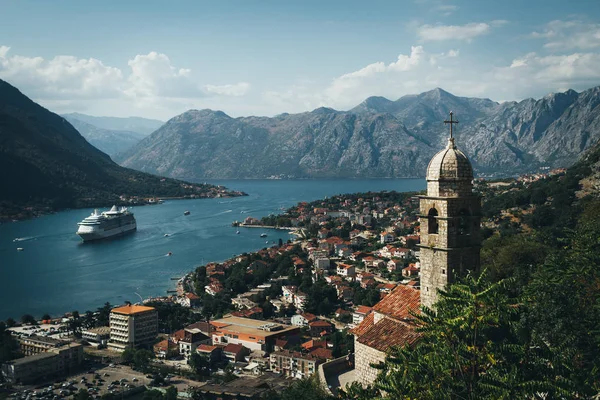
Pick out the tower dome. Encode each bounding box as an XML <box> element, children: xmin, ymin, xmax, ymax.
<box><xmin>426</xmin><ymin>137</ymin><xmax>473</xmax><ymax>181</ymax></box>
<box><xmin>426</xmin><ymin>112</ymin><xmax>474</xmax><ymax>197</ymax></box>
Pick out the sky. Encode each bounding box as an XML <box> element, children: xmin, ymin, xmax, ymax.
<box><xmin>1</xmin><ymin>0</ymin><xmax>600</xmax><ymax>120</ymax></box>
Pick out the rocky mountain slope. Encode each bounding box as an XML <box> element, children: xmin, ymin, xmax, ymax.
<box><xmin>117</xmin><ymin>86</ymin><xmax>600</xmax><ymax>179</ymax></box>
<box><xmin>0</xmin><ymin>79</ymin><xmax>241</xmax><ymax>220</ymax></box>
<box><xmin>62</xmin><ymin>116</ymin><xmax>147</xmax><ymax>157</ymax></box>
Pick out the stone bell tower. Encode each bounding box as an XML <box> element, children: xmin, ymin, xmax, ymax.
<box><xmin>418</xmin><ymin>112</ymin><xmax>481</xmax><ymax>309</ymax></box>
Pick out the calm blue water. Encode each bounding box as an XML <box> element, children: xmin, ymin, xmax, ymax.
<box><xmin>0</xmin><ymin>179</ymin><xmax>424</xmax><ymax>320</ymax></box>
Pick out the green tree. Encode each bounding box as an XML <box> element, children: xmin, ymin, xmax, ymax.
<box><xmin>121</xmin><ymin>348</ymin><xmax>135</xmax><ymax>364</ymax></box>
<box><xmin>143</xmin><ymin>389</ymin><xmax>165</xmax><ymax>400</ymax></box>
<box><xmin>375</xmin><ymin>272</ymin><xmax>574</xmax><ymax>399</ymax></box>
<box><xmin>20</xmin><ymin>314</ymin><xmax>35</xmax><ymax>325</ymax></box>
<box><xmin>133</xmin><ymin>349</ymin><xmax>153</xmax><ymax>371</ymax></box>
<box><xmin>74</xmin><ymin>388</ymin><xmax>92</xmax><ymax>400</ymax></box>
<box><xmin>5</xmin><ymin>318</ymin><xmax>16</xmax><ymax>328</ymax></box>
<box><xmin>41</xmin><ymin>313</ymin><xmax>51</xmax><ymax>321</ymax></box>
<box><xmin>165</xmin><ymin>386</ymin><xmax>177</xmax><ymax>400</ymax></box>
<box><xmin>189</xmin><ymin>353</ymin><xmax>211</xmax><ymax>378</ymax></box>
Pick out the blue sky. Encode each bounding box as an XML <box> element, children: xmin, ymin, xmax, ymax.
<box><xmin>1</xmin><ymin>0</ymin><xmax>600</xmax><ymax>119</ymax></box>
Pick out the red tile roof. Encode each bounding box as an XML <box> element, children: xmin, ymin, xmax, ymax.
<box><xmin>223</xmin><ymin>343</ymin><xmax>245</xmax><ymax>354</ymax></box>
<box><xmin>350</xmin><ymin>311</ymin><xmax>375</xmax><ymax>336</ymax></box>
<box><xmin>310</xmin><ymin>347</ymin><xmax>333</xmax><ymax>360</ymax></box>
<box><xmin>373</xmin><ymin>285</ymin><xmax>420</xmax><ymax>320</ymax></box>
<box><xmin>301</xmin><ymin>339</ymin><xmax>327</xmax><ymax>350</ymax></box>
<box><xmin>356</xmin><ymin>317</ymin><xmax>421</xmax><ymax>352</ymax></box>
<box><xmin>301</xmin><ymin>313</ymin><xmax>317</xmax><ymax>322</ymax></box>
<box><xmin>197</xmin><ymin>344</ymin><xmax>218</xmax><ymax>352</ymax></box>
<box><xmin>309</xmin><ymin>320</ymin><xmax>333</xmax><ymax>327</ymax></box>
<box><xmin>354</xmin><ymin>305</ymin><xmax>373</xmax><ymax>315</ymax></box>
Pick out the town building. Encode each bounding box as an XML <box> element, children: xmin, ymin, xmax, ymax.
<box><xmin>19</xmin><ymin>336</ymin><xmax>67</xmax><ymax>356</ymax></box>
<box><xmin>290</xmin><ymin>313</ymin><xmax>317</xmax><ymax>327</ymax></box>
<box><xmin>108</xmin><ymin>304</ymin><xmax>158</xmax><ymax>351</ymax></box>
<box><xmin>179</xmin><ymin>328</ymin><xmax>210</xmax><ymax>360</ymax></box>
<box><xmin>81</xmin><ymin>326</ymin><xmax>111</xmax><ymax>344</ymax></box>
<box><xmin>269</xmin><ymin>350</ymin><xmax>321</xmax><ymax>379</ymax></box>
<box><xmin>1</xmin><ymin>343</ymin><xmax>84</xmax><ymax>384</ymax></box>
<box><xmin>153</xmin><ymin>339</ymin><xmax>178</xmax><ymax>359</ymax></box>
<box><xmin>211</xmin><ymin>316</ymin><xmax>300</xmax><ymax>352</ymax></box>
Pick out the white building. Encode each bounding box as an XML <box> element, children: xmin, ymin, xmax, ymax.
<box><xmin>108</xmin><ymin>304</ymin><xmax>158</xmax><ymax>351</ymax></box>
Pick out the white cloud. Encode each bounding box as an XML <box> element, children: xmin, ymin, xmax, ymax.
<box><xmin>0</xmin><ymin>46</ymin><xmax>253</xmax><ymax>118</ymax></box>
<box><xmin>205</xmin><ymin>82</ymin><xmax>250</xmax><ymax>97</ymax></box>
<box><xmin>531</xmin><ymin>19</ymin><xmax>600</xmax><ymax>50</ymax></box>
<box><xmin>435</xmin><ymin>4</ymin><xmax>458</xmax><ymax>16</ymax></box>
<box><xmin>417</xmin><ymin>22</ymin><xmax>491</xmax><ymax>42</ymax></box>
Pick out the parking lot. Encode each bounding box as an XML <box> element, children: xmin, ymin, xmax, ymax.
<box><xmin>10</xmin><ymin>363</ymin><xmax>204</xmax><ymax>400</ymax></box>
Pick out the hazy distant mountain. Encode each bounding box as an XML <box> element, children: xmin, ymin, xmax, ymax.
<box><xmin>117</xmin><ymin>86</ymin><xmax>600</xmax><ymax>179</ymax></box>
<box><xmin>0</xmin><ymin>79</ymin><xmax>237</xmax><ymax>219</ymax></box>
<box><xmin>62</xmin><ymin>115</ymin><xmax>148</xmax><ymax>157</ymax></box>
<box><xmin>61</xmin><ymin>112</ymin><xmax>163</xmax><ymax>135</ymax></box>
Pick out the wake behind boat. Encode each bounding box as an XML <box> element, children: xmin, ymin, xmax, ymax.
<box><xmin>76</xmin><ymin>206</ymin><xmax>137</xmax><ymax>242</ymax></box>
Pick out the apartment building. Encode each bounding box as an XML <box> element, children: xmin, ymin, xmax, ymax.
<box><xmin>108</xmin><ymin>304</ymin><xmax>158</xmax><ymax>351</ymax></box>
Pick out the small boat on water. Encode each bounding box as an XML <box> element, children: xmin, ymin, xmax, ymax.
<box><xmin>236</xmin><ymin>230</ymin><xmax>240</xmax><ymax>234</ymax></box>
<box><xmin>167</xmin><ymin>252</ymin><xmax>172</xmax><ymax>256</ymax></box>
<box><xmin>16</xmin><ymin>248</ymin><xmax>24</xmax><ymax>251</ymax></box>
<box><xmin>164</xmin><ymin>234</ymin><xmax>170</xmax><ymax>237</ymax></box>
<box><xmin>260</xmin><ymin>233</ymin><xmax>267</xmax><ymax>238</ymax></box>
<box><xmin>184</xmin><ymin>211</ymin><xmax>191</xmax><ymax>216</ymax></box>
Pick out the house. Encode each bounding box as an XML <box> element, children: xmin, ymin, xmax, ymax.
<box><xmin>335</xmin><ymin>308</ymin><xmax>351</xmax><ymax>319</ymax></box>
<box><xmin>223</xmin><ymin>343</ymin><xmax>249</xmax><ymax>362</ymax></box>
<box><xmin>153</xmin><ymin>339</ymin><xmax>178</xmax><ymax>359</ymax></box>
<box><xmin>169</xmin><ymin>329</ymin><xmax>186</xmax><ymax>344</ymax></box>
<box><xmin>360</xmin><ymin>278</ymin><xmax>377</xmax><ymax>289</ymax></box>
<box><xmin>269</xmin><ymin>350</ymin><xmax>322</xmax><ymax>379</ymax></box>
<box><xmin>294</xmin><ymin>292</ymin><xmax>308</xmax><ymax>310</ymax></box>
<box><xmin>378</xmin><ymin>283</ymin><xmax>397</xmax><ymax>294</ymax></box>
<box><xmin>309</xmin><ymin>320</ymin><xmax>335</xmax><ymax>337</ymax></box>
<box><xmin>387</xmin><ymin>259</ymin><xmax>404</xmax><ymax>272</ymax></box>
<box><xmin>231</xmin><ymin>307</ymin><xmax>263</xmax><ymax>320</ymax></box>
<box><xmin>353</xmin><ymin>306</ymin><xmax>373</xmax><ymax>325</ymax></box>
<box><xmin>291</xmin><ymin>313</ymin><xmax>317</xmax><ymax>327</ymax></box>
<box><xmin>179</xmin><ymin>292</ymin><xmax>201</xmax><ymax>308</ymax></box>
<box><xmin>314</xmin><ymin>258</ymin><xmax>331</xmax><ymax>270</ymax></box>
<box><xmin>205</xmin><ymin>281</ymin><xmax>224</xmax><ymax>296</ymax></box>
<box><xmin>402</xmin><ymin>263</ymin><xmax>419</xmax><ymax>278</ymax></box>
<box><xmin>282</xmin><ymin>286</ymin><xmax>297</xmax><ymax>304</ymax></box>
<box><xmin>310</xmin><ymin>347</ymin><xmax>334</xmax><ymax>361</ymax></box>
<box><xmin>179</xmin><ymin>329</ymin><xmax>210</xmax><ymax>360</ymax></box>
<box><xmin>196</xmin><ymin>344</ymin><xmax>221</xmax><ymax>363</ymax></box>
<box><xmin>336</xmin><ymin>263</ymin><xmax>356</xmax><ymax>280</ymax></box>
<box><xmin>301</xmin><ymin>339</ymin><xmax>327</xmax><ymax>352</ymax></box>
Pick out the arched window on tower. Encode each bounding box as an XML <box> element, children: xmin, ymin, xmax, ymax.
<box><xmin>428</xmin><ymin>208</ymin><xmax>439</xmax><ymax>234</ymax></box>
<box><xmin>458</xmin><ymin>208</ymin><xmax>470</xmax><ymax>235</ymax></box>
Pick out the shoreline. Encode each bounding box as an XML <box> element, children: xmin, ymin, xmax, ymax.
<box><xmin>0</xmin><ymin>192</ymin><xmax>248</xmax><ymax>224</ymax></box>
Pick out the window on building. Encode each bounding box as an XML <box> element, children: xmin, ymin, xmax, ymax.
<box><xmin>458</xmin><ymin>209</ymin><xmax>470</xmax><ymax>235</ymax></box>
<box><xmin>427</xmin><ymin>208</ymin><xmax>439</xmax><ymax>234</ymax></box>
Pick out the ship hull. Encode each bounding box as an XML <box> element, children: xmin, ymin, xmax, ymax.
<box><xmin>77</xmin><ymin>223</ymin><xmax>137</xmax><ymax>242</ymax></box>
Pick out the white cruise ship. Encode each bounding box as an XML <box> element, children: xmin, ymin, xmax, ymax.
<box><xmin>76</xmin><ymin>206</ymin><xmax>137</xmax><ymax>242</ymax></box>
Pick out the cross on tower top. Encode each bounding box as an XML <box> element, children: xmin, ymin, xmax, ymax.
<box><xmin>444</xmin><ymin>111</ymin><xmax>459</xmax><ymax>139</ymax></box>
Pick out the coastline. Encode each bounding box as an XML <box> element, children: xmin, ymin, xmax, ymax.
<box><xmin>0</xmin><ymin>191</ymin><xmax>248</xmax><ymax>224</ymax></box>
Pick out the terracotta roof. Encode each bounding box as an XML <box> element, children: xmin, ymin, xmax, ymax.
<box><xmin>373</xmin><ymin>285</ymin><xmax>420</xmax><ymax>320</ymax></box>
<box><xmin>350</xmin><ymin>311</ymin><xmax>375</xmax><ymax>336</ymax></box>
<box><xmin>354</xmin><ymin>305</ymin><xmax>373</xmax><ymax>315</ymax></box>
<box><xmin>224</xmin><ymin>343</ymin><xmax>245</xmax><ymax>354</ymax></box>
<box><xmin>197</xmin><ymin>344</ymin><xmax>218</xmax><ymax>352</ymax></box>
<box><xmin>170</xmin><ymin>329</ymin><xmax>186</xmax><ymax>341</ymax></box>
<box><xmin>111</xmin><ymin>304</ymin><xmax>155</xmax><ymax>315</ymax></box>
<box><xmin>301</xmin><ymin>313</ymin><xmax>317</xmax><ymax>322</ymax></box>
<box><xmin>275</xmin><ymin>339</ymin><xmax>288</xmax><ymax>349</ymax></box>
<box><xmin>301</xmin><ymin>339</ymin><xmax>327</xmax><ymax>350</ymax></box>
<box><xmin>185</xmin><ymin>292</ymin><xmax>200</xmax><ymax>300</ymax></box>
<box><xmin>309</xmin><ymin>320</ymin><xmax>333</xmax><ymax>327</ymax></box>
<box><xmin>356</xmin><ymin>317</ymin><xmax>421</xmax><ymax>352</ymax></box>
<box><xmin>310</xmin><ymin>347</ymin><xmax>333</xmax><ymax>360</ymax></box>
<box><xmin>153</xmin><ymin>339</ymin><xmax>173</xmax><ymax>351</ymax></box>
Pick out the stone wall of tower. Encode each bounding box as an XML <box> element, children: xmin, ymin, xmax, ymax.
<box><xmin>419</xmin><ymin>194</ymin><xmax>481</xmax><ymax>309</ymax></box>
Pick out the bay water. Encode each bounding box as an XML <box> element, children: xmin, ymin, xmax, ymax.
<box><xmin>0</xmin><ymin>179</ymin><xmax>424</xmax><ymax>320</ymax></box>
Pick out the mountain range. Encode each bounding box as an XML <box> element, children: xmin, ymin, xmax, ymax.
<box><xmin>61</xmin><ymin>113</ymin><xmax>162</xmax><ymax>157</ymax></box>
<box><xmin>116</xmin><ymin>86</ymin><xmax>600</xmax><ymax>179</ymax></box>
<box><xmin>0</xmin><ymin>79</ymin><xmax>240</xmax><ymax>220</ymax></box>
